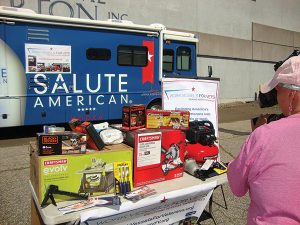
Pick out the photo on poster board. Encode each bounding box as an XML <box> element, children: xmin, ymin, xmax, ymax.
<box><xmin>162</xmin><ymin>77</ymin><xmax>219</xmax><ymax>136</ymax></box>
<box><xmin>25</xmin><ymin>44</ymin><xmax>71</xmax><ymax>74</ymax></box>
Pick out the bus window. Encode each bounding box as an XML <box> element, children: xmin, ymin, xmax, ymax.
<box><xmin>118</xmin><ymin>45</ymin><xmax>148</xmax><ymax>66</ymax></box>
<box><xmin>163</xmin><ymin>49</ymin><xmax>174</xmax><ymax>72</ymax></box>
<box><xmin>177</xmin><ymin>47</ymin><xmax>191</xmax><ymax>71</ymax></box>
<box><xmin>86</xmin><ymin>48</ymin><xmax>111</xmax><ymax>60</ymax></box>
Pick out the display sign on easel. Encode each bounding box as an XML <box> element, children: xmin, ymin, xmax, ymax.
<box><xmin>162</xmin><ymin>77</ymin><xmax>220</xmax><ymax>136</ymax></box>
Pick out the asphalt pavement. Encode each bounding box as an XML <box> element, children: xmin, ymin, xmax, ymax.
<box><xmin>0</xmin><ymin>102</ymin><xmax>280</xmax><ymax>225</ymax></box>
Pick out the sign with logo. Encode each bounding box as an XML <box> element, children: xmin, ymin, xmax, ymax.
<box><xmin>162</xmin><ymin>77</ymin><xmax>219</xmax><ymax>136</ymax></box>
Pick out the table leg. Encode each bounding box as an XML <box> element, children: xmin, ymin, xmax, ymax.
<box><xmin>31</xmin><ymin>197</ymin><xmax>45</xmax><ymax>225</ymax></box>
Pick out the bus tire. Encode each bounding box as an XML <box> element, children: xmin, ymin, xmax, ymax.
<box><xmin>147</xmin><ymin>99</ymin><xmax>162</xmax><ymax>110</ymax></box>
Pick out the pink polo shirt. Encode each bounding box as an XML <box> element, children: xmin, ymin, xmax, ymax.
<box><xmin>228</xmin><ymin>113</ymin><xmax>300</xmax><ymax>225</ymax></box>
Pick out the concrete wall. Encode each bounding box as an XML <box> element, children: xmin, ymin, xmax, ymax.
<box><xmin>194</xmin><ymin>23</ymin><xmax>300</xmax><ymax>102</ymax></box>
<box><xmin>1</xmin><ymin>0</ymin><xmax>300</xmax><ymax>103</ymax></box>
<box><xmin>197</xmin><ymin>58</ymin><xmax>273</xmax><ymax>103</ymax></box>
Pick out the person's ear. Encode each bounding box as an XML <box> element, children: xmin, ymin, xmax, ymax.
<box><xmin>293</xmin><ymin>91</ymin><xmax>300</xmax><ymax>101</ymax></box>
<box><xmin>289</xmin><ymin>90</ymin><xmax>296</xmax><ymax>99</ymax></box>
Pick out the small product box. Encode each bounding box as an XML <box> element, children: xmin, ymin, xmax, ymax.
<box><xmin>146</xmin><ymin>110</ymin><xmax>190</xmax><ymax>130</ymax></box>
<box><xmin>126</xmin><ymin>129</ymin><xmax>185</xmax><ymax>187</ymax></box>
<box><xmin>30</xmin><ymin>142</ymin><xmax>133</xmax><ymax>204</ymax></box>
<box><xmin>37</xmin><ymin>131</ymin><xmax>87</xmax><ymax>156</ymax></box>
<box><xmin>113</xmin><ymin>161</ymin><xmax>133</xmax><ymax>195</ymax></box>
<box><xmin>122</xmin><ymin>104</ymin><xmax>146</xmax><ymax>130</ymax></box>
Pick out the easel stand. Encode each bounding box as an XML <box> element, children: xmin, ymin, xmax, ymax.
<box><xmin>197</xmin><ymin>185</ymin><xmax>228</xmax><ymax>225</ymax></box>
<box><xmin>197</xmin><ymin>184</ymin><xmax>228</xmax><ymax>225</ymax></box>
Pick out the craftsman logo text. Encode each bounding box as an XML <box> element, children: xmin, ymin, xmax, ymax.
<box><xmin>139</xmin><ymin>135</ymin><xmax>161</xmax><ymax>143</ymax></box>
<box><xmin>44</xmin><ymin>159</ymin><xmax>68</xmax><ymax>166</ymax></box>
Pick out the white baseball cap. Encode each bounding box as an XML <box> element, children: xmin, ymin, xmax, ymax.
<box><xmin>260</xmin><ymin>55</ymin><xmax>300</xmax><ymax>93</ymax></box>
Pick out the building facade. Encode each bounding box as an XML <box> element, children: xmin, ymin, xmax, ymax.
<box><xmin>1</xmin><ymin>0</ymin><xmax>300</xmax><ymax>102</ymax></box>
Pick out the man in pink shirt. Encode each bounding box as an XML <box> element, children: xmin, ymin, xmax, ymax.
<box><xmin>227</xmin><ymin>54</ymin><xmax>300</xmax><ymax>225</ymax></box>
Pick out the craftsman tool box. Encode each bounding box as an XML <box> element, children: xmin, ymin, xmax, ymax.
<box><xmin>30</xmin><ymin>142</ymin><xmax>133</xmax><ymax>204</ymax></box>
<box><xmin>125</xmin><ymin>129</ymin><xmax>185</xmax><ymax>187</ymax></box>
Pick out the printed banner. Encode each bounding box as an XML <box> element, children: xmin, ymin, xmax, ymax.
<box><xmin>81</xmin><ymin>181</ymin><xmax>216</xmax><ymax>225</ymax></box>
<box><xmin>25</xmin><ymin>44</ymin><xmax>71</xmax><ymax>73</ymax></box>
<box><xmin>142</xmin><ymin>40</ymin><xmax>154</xmax><ymax>84</ymax></box>
<box><xmin>162</xmin><ymin>78</ymin><xmax>219</xmax><ymax>136</ymax></box>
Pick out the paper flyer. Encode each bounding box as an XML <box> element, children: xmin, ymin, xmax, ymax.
<box><xmin>58</xmin><ymin>196</ymin><xmax>121</xmax><ymax>214</ymax></box>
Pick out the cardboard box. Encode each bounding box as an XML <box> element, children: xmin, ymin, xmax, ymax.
<box><xmin>30</xmin><ymin>142</ymin><xmax>133</xmax><ymax>205</ymax></box>
<box><xmin>122</xmin><ymin>105</ymin><xmax>146</xmax><ymax>130</ymax></box>
<box><xmin>146</xmin><ymin>110</ymin><xmax>190</xmax><ymax>130</ymax></box>
<box><xmin>127</xmin><ymin>129</ymin><xmax>185</xmax><ymax>187</ymax></box>
<box><xmin>37</xmin><ymin>131</ymin><xmax>87</xmax><ymax>155</ymax></box>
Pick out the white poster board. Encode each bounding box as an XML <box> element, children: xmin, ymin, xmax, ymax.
<box><xmin>162</xmin><ymin>77</ymin><xmax>219</xmax><ymax>136</ymax></box>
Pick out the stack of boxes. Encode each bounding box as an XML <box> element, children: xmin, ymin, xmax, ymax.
<box><xmin>31</xmin><ymin>104</ymin><xmax>190</xmax><ymax>206</ymax></box>
<box><xmin>122</xmin><ymin>105</ymin><xmax>190</xmax><ymax>187</ymax></box>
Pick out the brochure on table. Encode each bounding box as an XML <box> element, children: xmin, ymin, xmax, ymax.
<box><xmin>162</xmin><ymin>77</ymin><xmax>219</xmax><ymax>137</ymax></box>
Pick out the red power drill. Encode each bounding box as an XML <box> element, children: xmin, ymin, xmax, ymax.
<box><xmin>69</xmin><ymin>119</ymin><xmax>105</xmax><ymax>150</ymax></box>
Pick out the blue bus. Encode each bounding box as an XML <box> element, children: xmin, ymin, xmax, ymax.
<box><xmin>0</xmin><ymin>6</ymin><xmax>197</xmax><ymax>127</ymax></box>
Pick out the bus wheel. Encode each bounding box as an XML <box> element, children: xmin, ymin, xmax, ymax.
<box><xmin>147</xmin><ymin>100</ymin><xmax>162</xmax><ymax>110</ymax></box>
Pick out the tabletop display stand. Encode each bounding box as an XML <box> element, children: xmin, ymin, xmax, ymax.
<box><xmin>31</xmin><ymin>77</ymin><xmax>228</xmax><ymax>225</ymax></box>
